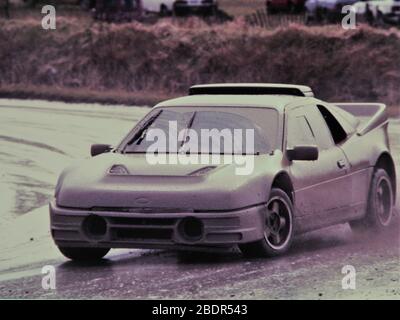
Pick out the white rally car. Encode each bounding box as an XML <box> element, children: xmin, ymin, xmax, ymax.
<box><xmin>142</xmin><ymin>0</ymin><xmax>218</xmax><ymax>16</ymax></box>
<box><xmin>353</xmin><ymin>0</ymin><xmax>400</xmax><ymax>24</ymax></box>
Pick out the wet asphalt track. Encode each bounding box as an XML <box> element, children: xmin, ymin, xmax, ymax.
<box><xmin>0</xmin><ymin>100</ymin><xmax>399</xmax><ymax>299</ymax></box>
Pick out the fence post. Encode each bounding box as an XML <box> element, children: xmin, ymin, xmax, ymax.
<box><xmin>252</xmin><ymin>12</ymin><xmax>257</xmax><ymax>27</ymax></box>
<box><xmin>262</xmin><ymin>10</ymin><xmax>267</xmax><ymax>29</ymax></box>
<box><xmin>255</xmin><ymin>10</ymin><xmax>260</xmax><ymax>27</ymax></box>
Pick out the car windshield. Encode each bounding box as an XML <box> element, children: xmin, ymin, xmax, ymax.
<box><xmin>121</xmin><ymin>106</ymin><xmax>279</xmax><ymax>155</ymax></box>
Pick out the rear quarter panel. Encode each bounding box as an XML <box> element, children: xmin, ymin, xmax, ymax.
<box><xmin>339</xmin><ymin>121</ymin><xmax>391</xmax><ymax>209</ymax></box>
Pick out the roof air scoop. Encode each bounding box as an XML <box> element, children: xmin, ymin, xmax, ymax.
<box><xmin>189</xmin><ymin>83</ymin><xmax>314</xmax><ymax>97</ymax></box>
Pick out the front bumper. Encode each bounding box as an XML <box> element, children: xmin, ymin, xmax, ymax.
<box><xmin>50</xmin><ymin>200</ymin><xmax>265</xmax><ymax>250</ymax></box>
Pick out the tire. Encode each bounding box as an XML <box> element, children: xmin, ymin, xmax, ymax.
<box><xmin>239</xmin><ymin>188</ymin><xmax>294</xmax><ymax>258</ymax></box>
<box><xmin>58</xmin><ymin>246</ymin><xmax>110</xmax><ymax>261</ymax></box>
<box><xmin>350</xmin><ymin>168</ymin><xmax>394</xmax><ymax>233</ymax></box>
<box><xmin>159</xmin><ymin>4</ymin><xmax>169</xmax><ymax>17</ymax></box>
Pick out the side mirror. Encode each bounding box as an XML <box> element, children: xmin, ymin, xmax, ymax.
<box><xmin>286</xmin><ymin>145</ymin><xmax>319</xmax><ymax>161</ymax></box>
<box><xmin>91</xmin><ymin>144</ymin><xmax>112</xmax><ymax>157</ymax></box>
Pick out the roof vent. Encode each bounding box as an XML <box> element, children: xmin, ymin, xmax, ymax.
<box><xmin>189</xmin><ymin>83</ymin><xmax>314</xmax><ymax>97</ymax></box>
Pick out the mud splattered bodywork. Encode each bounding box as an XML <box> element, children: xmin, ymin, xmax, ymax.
<box><xmin>50</xmin><ymin>84</ymin><xmax>396</xmax><ymax>259</ymax></box>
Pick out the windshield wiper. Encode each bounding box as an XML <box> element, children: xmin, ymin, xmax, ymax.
<box><xmin>179</xmin><ymin>111</ymin><xmax>197</xmax><ymax>150</ymax></box>
<box><xmin>125</xmin><ymin>110</ymin><xmax>162</xmax><ymax>147</ymax></box>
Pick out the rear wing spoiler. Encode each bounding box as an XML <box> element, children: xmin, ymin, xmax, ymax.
<box><xmin>333</xmin><ymin>103</ymin><xmax>388</xmax><ymax>136</ymax></box>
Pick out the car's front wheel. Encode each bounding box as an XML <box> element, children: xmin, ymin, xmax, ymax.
<box><xmin>350</xmin><ymin>168</ymin><xmax>394</xmax><ymax>232</ymax></box>
<box><xmin>239</xmin><ymin>188</ymin><xmax>294</xmax><ymax>257</ymax></box>
<box><xmin>58</xmin><ymin>246</ymin><xmax>110</xmax><ymax>261</ymax></box>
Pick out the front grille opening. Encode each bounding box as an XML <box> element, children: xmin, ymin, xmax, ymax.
<box><xmin>82</xmin><ymin>215</ymin><xmax>108</xmax><ymax>240</ymax></box>
<box><xmin>178</xmin><ymin>217</ymin><xmax>204</xmax><ymax>242</ymax></box>
<box><xmin>114</xmin><ymin>228</ymin><xmax>173</xmax><ymax>240</ymax></box>
<box><xmin>110</xmin><ymin>217</ymin><xmax>176</xmax><ymax>226</ymax></box>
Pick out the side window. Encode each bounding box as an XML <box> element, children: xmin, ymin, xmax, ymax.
<box><xmin>316</xmin><ymin>105</ymin><xmax>348</xmax><ymax>144</ymax></box>
<box><xmin>302</xmin><ymin>106</ymin><xmax>334</xmax><ymax>150</ymax></box>
<box><xmin>287</xmin><ymin>113</ymin><xmax>317</xmax><ymax>149</ymax></box>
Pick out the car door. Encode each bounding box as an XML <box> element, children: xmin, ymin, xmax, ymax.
<box><xmin>315</xmin><ymin>103</ymin><xmax>369</xmax><ymax>218</ymax></box>
<box><xmin>286</xmin><ymin>105</ymin><xmax>352</xmax><ymax>232</ymax></box>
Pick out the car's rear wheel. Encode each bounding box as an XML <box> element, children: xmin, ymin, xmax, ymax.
<box><xmin>239</xmin><ymin>188</ymin><xmax>294</xmax><ymax>257</ymax></box>
<box><xmin>350</xmin><ymin>168</ymin><xmax>394</xmax><ymax>232</ymax></box>
<box><xmin>58</xmin><ymin>246</ymin><xmax>110</xmax><ymax>261</ymax></box>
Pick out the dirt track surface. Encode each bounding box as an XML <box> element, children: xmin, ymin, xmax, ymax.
<box><xmin>0</xmin><ymin>99</ymin><xmax>399</xmax><ymax>299</ymax></box>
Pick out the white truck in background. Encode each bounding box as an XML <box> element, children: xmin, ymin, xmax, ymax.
<box><xmin>142</xmin><ymin>0</ymin><xmax>218</xmax><ymax>16</ymax></box>
<box><xmin>142</xmin><ymin>0</ymin><xmax>175</xmax><ymax>15</ymax></box>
